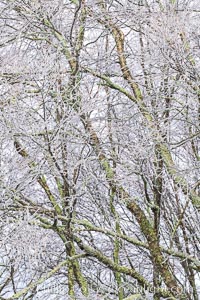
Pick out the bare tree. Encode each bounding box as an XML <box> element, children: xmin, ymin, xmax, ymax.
<box><xmin>0</xmin><ymin>1</ymin><xmax>200</xmax><ymax>299</ymax></box>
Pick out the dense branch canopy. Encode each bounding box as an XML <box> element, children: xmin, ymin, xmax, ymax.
<box><xmin>0</xmin><ymin>1</ymin><xmax>200</xmax><ymax>300</ymax></box>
